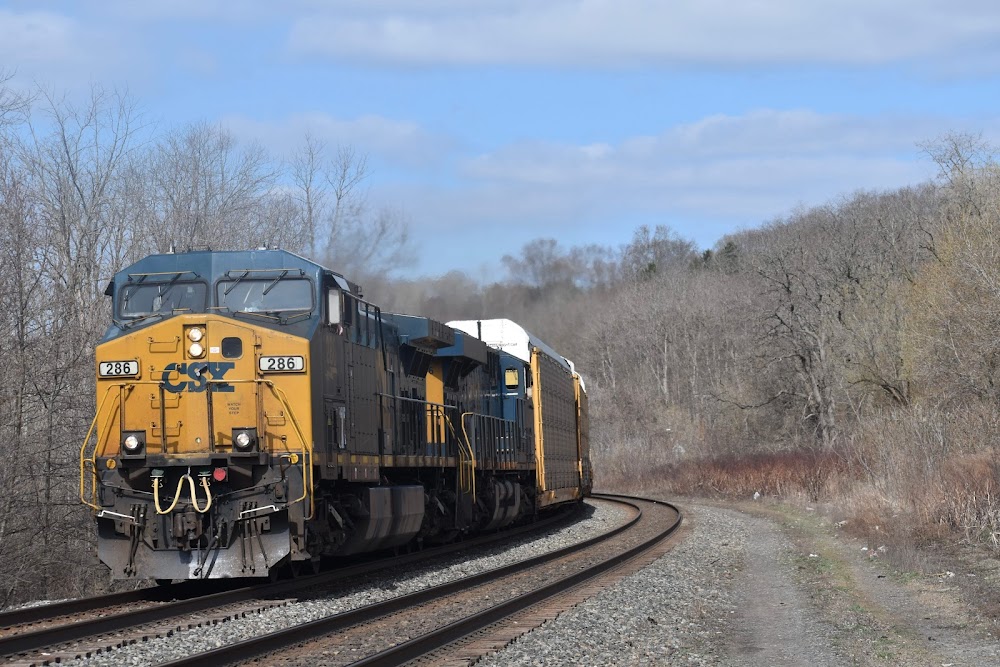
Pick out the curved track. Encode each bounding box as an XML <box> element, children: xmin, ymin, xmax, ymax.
<box><xmin>163</xmin><ymin>494</ymin><xmax>681</xmax><ymax>667</ymax></box>
<box><xmin>0</xmin><ymin>504</ymin><xmax>579</xmax><ymax>666</ymax></box>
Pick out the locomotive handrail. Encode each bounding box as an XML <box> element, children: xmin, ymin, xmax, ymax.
<box><xmin>219</xmin><ymin>378</ymin><xmax>314</xmax><ymax>521</ymax></box>
<box><xmin>445</xmin><ymin>414</ymin><xmax>476</xmax><ymax>500</ymax></box>
<box><xmin>80</xmin><ymin>378</ymin><xmax>202</xmax><ymax>510</ymax></box>
<box><xmin>262</xmin><ymin>379</ymin><xmax>313</xmax><ymax>519</ymax></box>
<box><xmin>461</xmin><ymin>412</ymin><xmax>520</xmax><ymax>469</ymax></box>
<box><xmin>79</xmin><ymin>384</ymin><xmax>122</xmax><ymax>510</ymax></box>
<box><xmin>376</xmin><ymin>393</ymin><xmax>456</xmax><ymax>409</ymax></box>
<box><xmin>458</xmin><ymin>414</ymin><xmax>477</xmax><ymax>498</ymax></box>
<box><xmin>377</xmin><ymin>392</ymin><xmax>458</xmax><ymax>458</ymax></box>
<box><xmin>80</xmin><ymin>378</ymin><xmax>313</xmax><ymax>520</ymax></box>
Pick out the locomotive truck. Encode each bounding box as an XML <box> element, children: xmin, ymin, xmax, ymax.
<box><xmin>80</xmin><ymin>248</ymin><xmax>592</xmax><ymax>580</ymax></box>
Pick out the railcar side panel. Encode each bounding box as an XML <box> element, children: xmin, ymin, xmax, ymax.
<box><xmin>532</xmin><ymin>348</ymin><xmax>582</xmax><ymax>507</ymax></box>
<box><xmin>574</xmin><ymin>373</ymin><xmax>592</xmax><ymax>495</ymax></box>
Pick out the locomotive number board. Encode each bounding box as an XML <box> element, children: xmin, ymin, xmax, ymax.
<box><xmin>99</xmin><ymin>360</ymin><xmax>140</xmax><ymax>377</ymax></box>
<box><xmin>258</xmin><ymin>355</ymin><xmax>306</xmax><ymax>372</ymax></box>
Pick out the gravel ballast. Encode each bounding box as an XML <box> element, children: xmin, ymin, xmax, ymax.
<box><xmin>64</xmin><ymin>499</ymin><xmax>631</xmax><ymax>667</ymax></box>
<box><xmin>62</xmin><ymin>498</ymin><xmax>1000</xmax><ymax>666</ymax></box>
<box><xmin>477</xmin><ymin>503</ymin><xmax>747</xmax><ymax>666</ymax></box>
<box><xmin>478</xmin><ymin>500</ymin><xmax>1000</xmax><ymax>666</ymax></box>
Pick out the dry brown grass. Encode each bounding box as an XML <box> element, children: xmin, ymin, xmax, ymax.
<box><xmin>930</xmin><ymin>452</ymin><xmax>1000</xmax><ymax>547</ymax></box>
<box><xmin>636</xmin><ymin>449</ymin><xmax>850</xmax><ymax>501</ymax></box>
<box><xmin>842</xmin><ymin>407</ymin><xmax>1000</xmax><ymax>552</ymax></box>
<box><xmin>595</xmin><ymin>405</ymin><xmax>1000</xmax><ymax>559</ymax></box>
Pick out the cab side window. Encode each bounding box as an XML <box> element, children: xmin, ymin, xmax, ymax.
<box><xmin>504</xmin><ymin>368</ymin><xmax>519</xmax><ymax>391</ymax></box>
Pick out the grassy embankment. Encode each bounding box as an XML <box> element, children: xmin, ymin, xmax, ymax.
<box><xmin>598</xmin><ymin>407</ymin><xmax>1000</xmax><ymax>564</ymax></box>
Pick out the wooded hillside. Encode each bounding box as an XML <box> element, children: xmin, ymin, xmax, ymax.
<box><xmin>2</xmin><ymin>78</ymin><xmax>996</xmax><ymax>606</ymax></box>
<box><xmin>375</xmin><ymin>133</ymin><xmax>1000</xmax><ymax>559</ymax></box>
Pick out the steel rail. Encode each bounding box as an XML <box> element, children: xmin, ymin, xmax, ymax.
<box><xmin>158</xmin><ymin>496</ymin><xmax>648</xmax><ymax>667</ymax></box>
<box><xmin>0</xmin><ymin>583</ymin><xmax>221</xmax><ymax>630</ymax></box>
<box><xmin>350</xmin><ymin>494</ymin><xmax>681</xmax><ymax>667</ymax></box>
<box><xmin>0</xmin><ymin>503</ymin><xmax>579</xmax><ymax>659</ymax></box>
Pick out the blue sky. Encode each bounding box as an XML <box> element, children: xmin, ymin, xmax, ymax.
<box><xmin>3</xmin><ymin>1</ymin><xmax>1000</xmax><ymax>276</ymax></box>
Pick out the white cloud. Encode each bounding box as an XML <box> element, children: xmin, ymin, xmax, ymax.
<box><xmin>15</xmin><ymin>1</ymin><xmax>997</xmax><ymax>90</ymax></box>
<box><xmin>0</xmin><ymin>9</ymin><xmax>134</xmax><ymax>87</ymax></box>
<box><xmin>220</xmin><ymin>111</ymin><xmax>453</xmax><ymax>167</ymax></box>
<box><xmin>462</xmin><ymin>110</ymin><xmax>945</xmax><ymax>189</ymax></box>
<box><xmin>368</xmin><ymin>109</ymin><xmax>985</xmax><ymax>261</ymax></box>
<box><xmin>285</xmin><ymin>0</ymin><xmax>1000</xmax><ymax>69</ymax></box>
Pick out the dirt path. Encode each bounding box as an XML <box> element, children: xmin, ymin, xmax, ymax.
<box><xmin>474</xmin><ymin>498</ymin><xmax>1000</xmax><ymax>666</ymax></box>
<box><xmin>705</xmin><ymin>500</ymin><xmax>1000</xmax><ymax>666</ymax></box>
<box><xmin>722</xmin><ymin>516</ymin><xmax>845</xmax><ymax>666</ymax></box>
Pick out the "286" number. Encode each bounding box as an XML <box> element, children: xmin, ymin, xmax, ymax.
<box><xmin>258</xmin><ymin>356</ymin><xmax>304</xmax><ymax>372</ymax></box>
<box><xmin>99</xmin><ymin>360</ymin><xmax>139</xmax><ymax>377</ymax></box>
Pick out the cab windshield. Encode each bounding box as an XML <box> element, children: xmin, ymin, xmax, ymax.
<box><xmin>216</xmin><ymin>278</ymin><xmax>313</xmax><ymax>317</ymax></box>
<box><xmin>119</xmin><ymin>282</ymin><xmax>207</xmax><ymax>319</ymax></box>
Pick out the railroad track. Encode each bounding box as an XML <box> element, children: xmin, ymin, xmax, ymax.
<box><xmin>163</xmin><ymin>494</ymin><xmax>680</xmax><ymax>667</ymax></box>
<box><xmin>0</xmin><ymin>503</ymin><xmax>580</xmax><ymax>666</ymax></box>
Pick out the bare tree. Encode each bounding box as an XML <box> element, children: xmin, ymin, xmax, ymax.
<box><xmin>289</xmin><ymin>138</ymin><xmax>414</xmax><ymax>281</ymax></box>
<box><xmin>0</xmin><ymin>139</ymin><xmax>48</xmax><ymax>605</ymax></box>
<box><xmin>502</xmin><ymin>238</ymin><xmax>576</xmax><ymax>288</ymax></box>
<box><xmin>0</xmin><ymin>69</ymin><xmax>30</xmax><ymax>131</ymax></box>
<box><xmin>620</xmin><ymin>225</ymin><xmax>698</xmax><ymax>281</ymax></box>
<box><xmin>906</xmin><ymin>136</ymin><xmax>1000</xmax><ymax>406</ymax></box>
<box><xmin>1</xmin><ymin>85</ymin><xmax>147</xmax><ymax>598</ymax></box>
<box><xmin>142</xmin><ymin>121</ymin><xmax>281</xmax><ymax>252</ymax></box>
<box><xmin>291</xmin><ymin>132</ymin><xmax>327</xmax><ymax>258</ymax></box>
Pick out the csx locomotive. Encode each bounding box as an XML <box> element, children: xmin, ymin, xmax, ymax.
<box><xmin>80</xmin><ymin>248</ymin><xmax>592</xmax><ymax>580</ymax></box>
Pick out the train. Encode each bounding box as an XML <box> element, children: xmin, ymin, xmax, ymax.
<box><xmin>79</xmin><ymin>248</ymin><xmax>592</xmax><ymax>581</ymax></box>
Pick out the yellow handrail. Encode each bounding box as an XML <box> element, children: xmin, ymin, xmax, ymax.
<box><xmin>216</xmin><ymin>377</ymin><xmax>314</xmax><ymax>520</ymax></box>
<box><xmin>445</xmin><ymin>413</ymin><xmax>476</xmax><ymax>500</ymax></box>
<box><xmin>262</xmin><ymin>380</ymin><xmax>314</xmax><ymax>520</ymax></box>
<box><xmin>79</xmin><ymin>384</ymin><xmax>122</xmax><ymax>511</ymax></box>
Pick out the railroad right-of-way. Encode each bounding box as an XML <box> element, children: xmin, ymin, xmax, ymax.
<box><xmin>3</xmin><ymin>496</ymin><xmax>655</xmax><ymax>667</ymax></box>
<box><xmin>159</xmin><ymin>494</ymin><xmax>680</xmax><ymax>667</ymax></box>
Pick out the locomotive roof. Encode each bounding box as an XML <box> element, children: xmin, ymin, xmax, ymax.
<box><xmin>112</xmin><ymin>248</ymin><xmax>354</xmax><ymax>291</ymax></box>
<box><xmin>102</xmin><ymin>248</ymin><xmax>357</xmax><ymax>341</ymax></box>
<box><xmin>447</xmin><ymin>319</ymin><xmax>572</xmax><ymax>371</ymax></box>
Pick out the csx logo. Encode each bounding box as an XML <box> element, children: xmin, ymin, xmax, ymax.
<box><xmin>161</xmin><ymin>362</ymin><xmax>235</xmax><ymax>393</ymax></box>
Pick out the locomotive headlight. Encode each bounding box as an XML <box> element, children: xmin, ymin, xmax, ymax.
<box><xmin>121</xmin><ymin>431</ymin><xmax>145</xmax><ymax>455</ymax></box>
<box><xmin>232</xmin><ymin>428</ymin><xmax>257</xmax><ymax>453</ymax></box>
<box><xmin>188</xmin><ymin>327</ymin><xmax>204</xmax><ymax>342</ymax></box>
<box><xmin>189</xmin><ymin>342</ymin><xmax>205</xmax><ymax>358</ymax></box>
